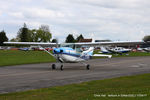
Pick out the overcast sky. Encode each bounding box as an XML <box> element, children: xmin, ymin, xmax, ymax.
<box><xmin>0</xmin><ymin>0</ymin><xmax>150</xmax><ymax>42</ymax></box>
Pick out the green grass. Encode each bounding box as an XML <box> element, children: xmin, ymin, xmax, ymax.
<box><xmin>112</xmin><ymin>52</ymin><xmax>150</xmax><ymax>57</ymax></box>
<box><xmin>0</xmin><ymin>50</ymin><xmax>56</xmax><ymax>66</ymax></box>
<box><xmin>0</xmin><ymin>50</ymin><xmax>150</xmax><ymax>67</ymax></box>
<box><xmin>1</xmin><ymin>73</ymin><xmax>150</xmax><ymax>100</ymax></box>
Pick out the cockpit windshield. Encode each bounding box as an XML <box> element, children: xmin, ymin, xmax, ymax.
<box><xmin>60</xmin><ymin>44</ymin><xmax>83</xmax><ymax>53</ymax></box>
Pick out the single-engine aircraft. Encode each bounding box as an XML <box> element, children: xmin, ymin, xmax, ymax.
<box><xmin>137</xmin><ymin>47</ymin><xmax>150</xmax><ymax>52</ymax></box>
<box><xmin>142</xmin><ymin>47</ymin><xmax>150</xmax><ymax>52</ymax></box>
<box><xmin>99</xmin><ymin>46</ymin><xmax>131</xmax><ymax>54</ymax></box>
<box><xmin>4</xmin><ymin>40</ymin><xmax>144</xmax><ymax>70</ymax></box>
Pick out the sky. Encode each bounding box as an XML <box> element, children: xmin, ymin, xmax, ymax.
<box><xmin>0</xmin><ymin>0</ymin><xmax>150</xmax><ymax>42</ymax></box>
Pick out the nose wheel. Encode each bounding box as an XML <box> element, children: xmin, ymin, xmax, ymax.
<box><xmin>52</xmin><ymin>63</ymin><xmax>89</xmax><ymax>70</ymax></box>
<box><xmin>52</xmin><ymin>64</ymin><xmax>56</xmax><ymax>70</ymax></box>
<box><xmin>51</xmin><ymin>64</ymin><xmax>63</xmax><ymax>70</ymax></box>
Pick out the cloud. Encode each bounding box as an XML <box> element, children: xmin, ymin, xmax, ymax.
<box><xmin>8</xmin><ymin>12</ymin><xmax>24</xmax><ymax>19</ymax></box>
<box><xmin>0</xmin><ymin>0</ymin><xmax>150</xmax><ymax>42</ymax></box>
<box><xmin>23</xmin><ymin>8</ymin><xmax>66</xmax><ymax>19</ymax></box>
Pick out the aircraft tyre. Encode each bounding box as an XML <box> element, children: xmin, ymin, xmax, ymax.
<box><xmin>60</xmin><ymin>65</ymin><xmax>63</xmax><ymax>70</ymax></box>
<box><xmin>52</xmin><ymin>64</ymin><xmax>56</xmax><ymax>70</ymax></box>
<box><xmin>86</xmin><ymin>64</ymin><xmax>90</xmax><ymax>70</ymax></box>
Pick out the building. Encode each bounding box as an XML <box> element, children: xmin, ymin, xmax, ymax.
<box><xmin>79</xmin><ymin>39</ymin><xmax>92</xmax><ymax>42</ymax></box>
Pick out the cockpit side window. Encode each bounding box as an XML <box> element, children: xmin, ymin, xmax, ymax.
<box><xmin>60</xmin><ymin>44</ymin><xmax>75</xmax><ymax>49</ymax></box>
<box><xmin>75</xmin><ymin>45</ymin><xmax>83</xmax><ymax>53</ymax></box>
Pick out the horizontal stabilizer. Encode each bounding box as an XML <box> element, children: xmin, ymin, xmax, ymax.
<box><xmin>93</xmin><ymin>54</ymin><xmax>112</xmax><ymax>58</ymax></box>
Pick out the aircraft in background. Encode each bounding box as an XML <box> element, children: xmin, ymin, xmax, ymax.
<box><xmin>99</xmin><ymin>46</ymin><xmax>131</xmax><ymax>54</ymax></box>
<box><xmin>107</xmin><ymin>47</ymin><xmax>131</xmax><ymax>54</ymax></box>
<box><xmin>137</xmin><ymin>47</ymin><xmax>150</xmax><ymax>52</ymax></box>
<box><xmin>142</xmin><ymin>47</ymin><xmax>150</xmax><ymax>52</ymax></box>
<box><xmin>99</xmin><ymin>46</ymin><xmax>111</xmax><ymax>54</ymax></box>
<box><xmin>4</xmin><ymin>40</ymin><xmax>144</xmax><ymax>70</ymax></box>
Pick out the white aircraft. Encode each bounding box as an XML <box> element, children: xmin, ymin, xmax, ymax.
<box><xmin>4</xmin><ymin>40</ymin><xmax>144</xmax><ymax>70</ymax></box>
<box><xmin>137</xmin><ymin>47</ymin><xmax>150</xmax><ymax>52</ymax></box>
<box><xmin>99</xmin><ymin>46</ymin><xmax>111</xmax><ymax>54</ymax></box>
<box><xmin>100</xmin><ymin>46</ymin><xmax>131</xmax><ymax>54</ymax></box>
<box><xmin>108</xmin><ymin>47</ymin><xmax>131</xmax><ymax>54</ymax></box>
<box><xmin>143</xmin><ymin>47</ymin><xmax>150</xmax><ymax>52</ymax></box>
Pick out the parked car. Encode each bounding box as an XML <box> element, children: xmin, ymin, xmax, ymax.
<box><xmin>19</xmin><ymin>47</ymin><xmax>30</xmax><ymax>51</ymax></box>
<box><xmin>0</xmin><ymin>46</ymin><xmax>4</xmax><ymax>50</ymax></box>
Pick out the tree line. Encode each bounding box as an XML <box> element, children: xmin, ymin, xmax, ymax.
<box><xmin>11</xmin><ymin>23</ymin><xmax>52</xmax><ymax>43</ymax></box>
<box><xmin>1</xmin><ymin>23</ymin><xmax>150</xmax><ymax>46</ymax></box>
<box><xmin>0</xmin><ymin>23</ymin><xmax>85</xmax><ymax>46</ymax></box>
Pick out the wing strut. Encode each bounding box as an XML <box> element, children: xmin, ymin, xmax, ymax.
<box><xmin>39</xmin><ymin>46</ymin><xmax>55</xmax><ymax>58</ymax></box>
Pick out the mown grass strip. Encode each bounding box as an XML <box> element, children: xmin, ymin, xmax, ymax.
<box><xmin>0</xmin><ymin>73</ymin><xmax>150</xmax><ymax>100</ymax></box>
<box><xmin>0</xmin><ymin>50</ymin><xmax>56</xmax><ymax>66</ymax></box>
<box><xmin>0</xmin><ymin>50</ymin><xmax>150</xmax><ymax>66</ymax></box>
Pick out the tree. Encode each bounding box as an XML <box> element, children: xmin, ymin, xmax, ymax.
<box><xmin>17</xmin><ymin>23</ymin><xmax>30</xmax><ymax>42</ymax></box>
<box><xmin>65</xmin><ymin>34</ymin><xmax>75</xmax><ymax>43</ymax></box>
<box><xmin>10</xmin><ymin>38</ymin><xmax>19</xmax><ymax>42</ymax></box>
<box><xmin>28</xmin><ymin>29</ymin><xmax>37</xmax><ymax>42</ymax></box>
<box><xmin>76</xmin><ymin>34</ymin><xmax>84</xmax><ymax>42</ymax></box>
<box><xmin>143</xmin><ymin>35</ymin><xmax>150</xmax><ymax>42</ymax></box>
<box><xmin>40</xmin><ymin>25</ymin><xmax>50</xmax><ymax>32</ymax></box>
<box><xmin>35</xmin><ymin>29</ymin><xmax>51</xmax><ymax>42</ymax></box>
<box><xmin>0</xmin><ymin>30</ymin><xmax>8</xmax><ymax>46</ymax></box>
<box><xmin>32</xmin><ymin>25</ymin><xmax>52</xmax><ymax>42</ymax></box>
<box><xmin>16</xmin><ymin>24</ymin><xmax>52</xmax><ymax>42</ymax></box>
<box><xmin>52</xmin><ymin>39</ymin><xmax>57</xmax><ymax>43</ymax></box>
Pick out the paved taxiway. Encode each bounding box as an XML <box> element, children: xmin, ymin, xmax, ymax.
<box><xmin>0</xmin><ymin>56</ymin><xmax>150</xmax><ymax>94</ymax></box>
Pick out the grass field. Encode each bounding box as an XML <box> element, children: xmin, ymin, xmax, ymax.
<box><xmin>0</xmin><ymin>50</ymin><xmax>56</xmax><ymax>66</ymax></box>
<box><xmin>0</xmin><ymin>73</ymin><xmax>150</xmax><ymax>100</ymax></box>
<box><xmin>0</xmin><ymin>50</ymin><xmax>150</xmax><ymax>67</ymax></box>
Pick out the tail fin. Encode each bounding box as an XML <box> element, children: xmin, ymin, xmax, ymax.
<box><xmin>100</xmin><ymin>46</ymin><xmax>110</xmax><ymax>53</ymax></box>
<box><xmin>82</xmin><ymin>47</ymin><xmax>94</xmax><ymax>56</ymax></box>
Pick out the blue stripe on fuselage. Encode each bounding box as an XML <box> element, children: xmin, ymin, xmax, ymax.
<box><xmin>53</xmin><ymin>47</ymin><xmax>81</xmax><ymax>57</ymax></box>
<box><xmin>61</xmin><ymin>52</ymin><xmax>80</xmax><ymax>57</ymax></box>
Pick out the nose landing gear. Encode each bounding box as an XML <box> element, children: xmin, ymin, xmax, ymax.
<box><xmin>51</xmin><ymin>63</ymin><xmax>63</xmax><ymax>70</ymax></box>
<box><xmin>52</xmin><ymin>64</ymin><xmax>56</xmax><ymax>70</ymax></box>
<box><xmin>51</xmin><ymin>63</ymin><xmax>90</xmax><ymax>70</ymax></box>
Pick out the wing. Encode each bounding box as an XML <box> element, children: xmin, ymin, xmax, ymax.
<box><xmin>4</xmin><ymin>42</ymin><xmax>58</xmax><ymax>47</ymax></box>
<box><xmin>74</xmin><ymin>40</ymin><xmax>144</xmax><ymax>47</ymax></box>
<box><xmin>4</xmin><ymin>40</ymin><xmax>144</xmax><ymax>47</ymax></box>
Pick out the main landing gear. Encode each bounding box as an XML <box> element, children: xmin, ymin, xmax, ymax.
<box><xmin>60</xmin><ymin>65</ymin><xmax>63</xmax><ymax>70</ymax></box>
<box><xmin>51</xmin><ymin>63</ymin><xmax>90</xmax><ymax>70</ymax></box>
<box><xmin>51</xmin><ymin>64</ymin><xmax>63</xmax><ymax>70</ymax></box>
<box><xmin>86</xmin><ymin>64</ymin><xmax>90</xmax><ymax>70</ymax></box>
<box><xmin>80</xmin><ymin>62</ymin><xmax>90</xmax><ymax>70</ymax></box>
